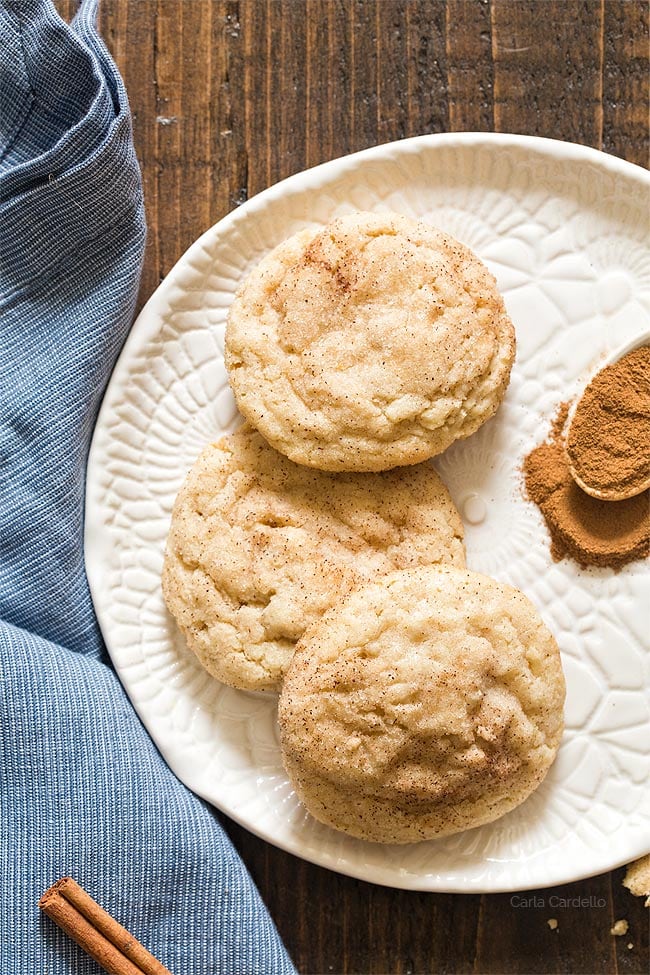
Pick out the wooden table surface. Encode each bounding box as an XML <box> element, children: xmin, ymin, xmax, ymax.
<box><xmin>60</xmin><ymin>1</ymin><xmax>648</xmax><ymax>972</ymax></box>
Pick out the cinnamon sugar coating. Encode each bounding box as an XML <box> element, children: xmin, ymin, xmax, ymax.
<box><xmin>279</xmin><ymin>566</ymin><xmax>565</xmax><ymax>843</ymax></box>
<box><xmin>225</xmin><ymin>211</ymin><xmax>515</xmax><ymax>471</ymax></box>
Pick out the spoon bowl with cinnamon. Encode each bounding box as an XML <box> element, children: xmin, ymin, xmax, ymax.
<box><xmin>565</xmin><ymin>329</ymin><xmax>650</xmax><ymax>501</ymax></box>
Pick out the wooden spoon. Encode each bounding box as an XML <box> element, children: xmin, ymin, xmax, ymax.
<box><xmin>565</xmin><ymin>330</ymin><xmax>650</xmax><ymax>501</ymax></box>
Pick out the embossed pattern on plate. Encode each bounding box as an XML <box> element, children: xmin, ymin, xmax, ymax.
<box><xmin>86</xmin><ymin>134</ymin><xmax>650</xmax><ymax>892</ymax></box>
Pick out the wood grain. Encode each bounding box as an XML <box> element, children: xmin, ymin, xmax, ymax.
<box><xmin>54</xmin><ymin>1</ymin><xmax>650</xmax><ymax>972</ymax></box>
<box><xmin>491</xmin><ymin>0</ymin><xmax>605</xmax><ymax>146</ymax></box>
<box><xmin>87</xmin><ymin>0</ymin><xmax>649</xmax><ymax>305</ymax></box>
<box><xmin>447</xmin><ymin>0</ymin><xmax>494</xmax><ymax>132</ymax></box>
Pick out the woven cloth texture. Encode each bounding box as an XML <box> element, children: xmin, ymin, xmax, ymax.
<box><xmin>0</xmin><ymin>2</ymin><xmax>296</xmax><ymax>972</ymax></box>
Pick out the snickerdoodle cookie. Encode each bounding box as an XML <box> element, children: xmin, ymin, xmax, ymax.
<box><xmin>225</xmin><ymin>211</ymin><xmax>515</xmax><ymax>472</ymax></box>
<box><xmin>279</xmin><ymin>566</ymin><xmax>565</xmax><ymax>843</ymax></box>
<box><xmin>162</xmin><ymin>427</ymin><xmax>464</xmax><ymax>692</ymax></box>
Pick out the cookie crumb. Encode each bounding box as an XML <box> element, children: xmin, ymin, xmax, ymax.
<box><xmin>610</xmin><ymin>919</ymin><xmax>629</xmax><ymax>936</ymax></box>
<box><xmin>623</xmin><ymin>854</ymin><xmax>650</xmax><ymax>903</ymax></box>
<box><xmin>627</xmin><ymin>942</ymin><xmax>634</xmax><ymax>950</ymax></box>
<box><xmin>547</xmin><ymin>918</ymin><xmax>558</xmax><ymax>930</ymax></box>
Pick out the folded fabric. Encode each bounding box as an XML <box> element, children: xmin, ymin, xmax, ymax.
<box><xmin>0</xmin><ymin>1</ymin><xmax>296</xmax><ymax>972</ymax></box>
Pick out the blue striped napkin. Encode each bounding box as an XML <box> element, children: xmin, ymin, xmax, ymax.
<box><xmin>0</xmin><ymin>1</ymin><xmax>297</xmax><ymax>971</ymax></box>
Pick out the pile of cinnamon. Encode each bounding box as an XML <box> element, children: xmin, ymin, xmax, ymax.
<box><xmin>524</xmin><ymin>347</ymin><xmax>650</xmax><ymax>570</ymax></box>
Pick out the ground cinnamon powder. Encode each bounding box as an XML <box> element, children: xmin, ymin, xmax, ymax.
<box><xmin>566</xmin><ymin>346</ymin><xmax>650</xmax><ymax>497</ymax></box>
<box><xmin>524</xmin><ymin>403</ymin><xmax>649</xmax><ymax>570</ymax></box>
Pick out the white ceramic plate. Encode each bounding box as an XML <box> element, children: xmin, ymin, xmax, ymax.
<box><xmin>86</xmin><ymin>134</ymin><xmax>650</xmax><ymax>892</ymax></box>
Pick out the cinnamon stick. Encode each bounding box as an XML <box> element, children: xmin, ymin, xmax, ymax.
<box><xmin>39</xmin><ymin>878</ymin><xmax>171</xmax><ymax>975</ymax></box>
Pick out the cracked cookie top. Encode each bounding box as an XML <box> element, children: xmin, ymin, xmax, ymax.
<box><xmin>225</xmin><ymin>211</ymin><xmax>515</xmax><ymax>471</ymax></box>
<box><xmin>279</xmin><ymin>565</ymin><xmax>565</xmax><ymax>842</ymax></box>
<box><xmin>162</xmin><ymin>427</ymin><xmax>465</xmax><ymax>692</ymax></box>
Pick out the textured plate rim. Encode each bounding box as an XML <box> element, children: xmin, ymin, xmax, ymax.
<box><xmin>85</xmin><ymin>132</ymin><xmax>650</xmax><ymax>893</ymax></box>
